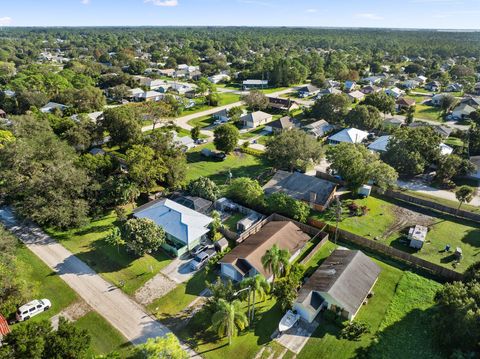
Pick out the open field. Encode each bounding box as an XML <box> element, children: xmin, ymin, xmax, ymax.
<box><xmin>46</xmin><ymin>212</ymin><xmax>173</xmax><ymax>295</ymax></box>
<box><xmin>187</xmin><ymin>115</ymin><xmax>215</xmax><ymax>129</ymax></box>
<box><xmin>310</xmin><ymin>195</ymin><xmax>480</xmax><ymax>272</ymax></box>
<box><xmin>186</xmin><ymin>143</ymin><xmax>271</xmax><ymax>184</ymax></box>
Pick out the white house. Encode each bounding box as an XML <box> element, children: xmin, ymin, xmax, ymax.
<box><xmin>297</xmin><ymin>84</ymin><xmax>320</xmax><ymax>98</ymax></box>
<box><xmin>328</xmin><ymin>128</ymin><xmax>369</xmax><ymax>145</ymax></box>
<box><xmin>385</xmin><ymin>87</ymin><xmax>403</xmax><ymax>99</ymax></box>
<box><xmin>440</xmin><ymin>143</ymin><xmax>454</xmax><ymax>155</ymax></box>
<box><xmin>40</xmin><ymin>102</ymin><xmax>68</xmax><ymax>113</ymax></box>
<box><xmin>240</xmin><ymin>111</ymin><xmax>273</xmax><ymax>129</ymax></box>
<box><xmin>347</xmin><ymin>90</ymin><xmax>365</xmax><ymax>102</ymax></box>
<box><xmin>208</xmin><ymin>74</ymin><xmax>231</xmax><ymax>84</ymax></box>
<box><xmin>293</xmin><ymin>249</ymin><xmax>380</xmax><ymax>322</ymax></box>
<box><xmin>133</xmin><ymin>199</ymin><xmax>213</xmax><ymax>257</ymax></box>
<box><xmin>242</xmin><ymin>79</ymin><xmax>268</xmax><ymax>90</ymax></box>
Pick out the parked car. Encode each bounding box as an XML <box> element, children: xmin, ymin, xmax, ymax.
<box><xmin>190</xmin><ymin>244</ymin><xmax>207</xmax><ymax>257</ymax></box>
<box><xmin>195</xmin><ymin>139</ymin><xmax>207</xmax><ymax>144</ymax></box>
<box><xmin>16</xmin><ymin>299</ymin><xmax>51</xmax><ymax>322</ymax></box>
<box><xmin>190</xmin><ymin>249</ymin><xmax>215</xmax><ymax>271</ymax></box>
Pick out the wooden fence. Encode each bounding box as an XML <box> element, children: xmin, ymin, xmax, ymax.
<box><xmin>308</xmin><ymin>218</ymin><xmax>464</xmax><ymax>282</ymax></box>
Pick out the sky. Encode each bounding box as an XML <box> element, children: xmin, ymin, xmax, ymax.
<box><xmin>1</xmin><ymin>0</ymin><xmax>480</xmax><ymax>29</ymax></box>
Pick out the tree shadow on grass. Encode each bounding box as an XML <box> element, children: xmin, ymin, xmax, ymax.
<box><xmin>360</xmin><ymin>308</ymin><xmax>445</xmax><ymax>359</ymax></box>
<box><xmin>461</xmin><ymin>228</ymin><xmax>480</xmax><ymax>248</ymax></box>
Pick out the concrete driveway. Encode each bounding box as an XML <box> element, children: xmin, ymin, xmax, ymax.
<box><xmin>0</xmin><ymin>207</ymin><xmax>198</xmax><ymax>356</ymax></box>
<box><xmin>161</xmin><ymin>255</ymin><xmax>199</xmax><ymax>284</ymax></box>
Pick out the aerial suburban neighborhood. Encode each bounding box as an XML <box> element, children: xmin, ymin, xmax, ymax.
<box><xmin>0</xmin><ymin>1</ymin><xmax>479</xmax><ymax>359</ymax></box>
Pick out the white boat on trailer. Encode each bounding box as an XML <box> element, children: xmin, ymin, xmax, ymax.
<box><xmin>278</xmin><ymin>310</ymin><xmax>300</xmax><ymax>332</ymax></box>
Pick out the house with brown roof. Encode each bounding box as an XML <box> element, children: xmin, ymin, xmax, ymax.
<box><xmin>293</xmin><ymin>249</ymin><xmax>380</xmax><ymax>322</ymax></box>
<box><xmin>219</xmin><ymin>221</ymin><xmax>310</xmax><ymax>282</ymax></box>
<box><xmin>396</xmin><ymin>97</ymin><xmax>416</xmax><ymax>110</ymax></box>
<box><xmin>0</xmin><ymin>314</ymin><xmax>10</xmax><ymax>342</ymax></box>
<box><xmin>265</xmin><ymin>116</ymin><xmax>298</xmax><ymax>133</ymax></box>
<box><xmin>268</xmin><ymin>97</ymin><xmax>300</xmax><ymax>111</ymax></box>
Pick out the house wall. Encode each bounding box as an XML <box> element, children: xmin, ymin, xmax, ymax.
<box><xmin>220</xmin><ymin>263</ymin><xmax>244</xmax><ymax>281</ymax></box>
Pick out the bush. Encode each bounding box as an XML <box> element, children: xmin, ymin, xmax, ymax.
<box><xmin>340</xmin><ymin>321</ymin><xmax>370</xmax><ymax>341</ymax></box>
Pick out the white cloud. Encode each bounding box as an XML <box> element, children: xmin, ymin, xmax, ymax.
<box><xmin>355</xmin><ymin>13</ymin><xmax>383</xmax><ymax>20</ymax></box>
<box><xmin>81</xmin><ymin>0</ymin><xmax>91</xmax><ymax>4</ymax></box>
<box><xmin>306</xmin><ymin>8</ymin><xmax>318</xmax><ymax>13</ymax></box>
<box><xmin>0</xmin><ymin>17</ymin><xmax>12</xmax><ymax>26</ymax></box>
<box><xmin>145</xmin><ymin>0</ymin><xmax>178</xmax><ymax>6</ymax></box>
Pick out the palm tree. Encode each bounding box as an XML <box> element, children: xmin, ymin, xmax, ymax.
<box><xmin>241</xmin><ymin>275</ymin><xmax>270</xmax><ymax>322</ymax></box>
<box><xmin>123</xmin><ymin>183</ymin><xmax>140</xmax><ymax>210</ymax></box>
<box><xmin>455</xmin><ymin>185</ymin><xmax>475</xmax><ymax>214</ymax></box>
<box><xmin>261</xmin><ymin>244</ymin><xmax>290</xmax><ymax>289</ymax></box>
<box><xmin>211</xmin><ymin>299</ymin><xmax>248</xmax><ymax>345</ymax></box>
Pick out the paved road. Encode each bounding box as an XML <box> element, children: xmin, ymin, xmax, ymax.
<box><xmin>0</xmin><ymin>207</ymin><xmax>198</xmax><ymax>356</ymax></box>
<box><xmin>140</xmin><ymin>85</ymin><xmax>307</xmax><ymax>138</ymax></box>
<box><xmin>397</xmin><ymin>180</ymin><xmax>480</xmax><ymax>206</ymax></box>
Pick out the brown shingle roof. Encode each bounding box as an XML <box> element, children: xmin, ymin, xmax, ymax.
<box><xmin>220</xmin><ymin>221</ymin><xmax>310</xmax><ymax>277</ymax></box>
<box><xmin>297</xmin><ymin>249</ymin><xmax>380</xmax><ymax>316</ymax></box>
<box><xmin>269</xmin><ymin>116</ymin><xmax>297</xmax><ymax>130</ymax></box>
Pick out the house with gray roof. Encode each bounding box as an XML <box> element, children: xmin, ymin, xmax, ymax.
<box><xmin>133</xmin><ymin>198</ymin><xmax>213</xmax><ymax>257</ymax></box>
<box><xmin>265</xmin><ymin>116</ymin><xmax>298</xmax><ymax>133</ymax></box>
<box><xmin>303</xmin><ymin>119</ymin><xmax>334</xmax><ymax>138</ymax></box>
<box><xmin>263</xmin><ymin>170</ymin><xmax>337</xmax><ymax>211</ymax></box>
<box><xmin>297</xmin><ymin>84</ymin><xmax>320</xmax><ymax>98</ymax></box>
<box><xmin>293</xmin><ymin>249</ymin><xmax>381</xmax><ymax>322</ymax></box>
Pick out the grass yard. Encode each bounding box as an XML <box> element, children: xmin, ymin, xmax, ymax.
<box><xmin>75</xmin><ymin>311</ymin><xmax>132</xmax><ymax>357</ymax></box>
<box><xmin>186</xmin><ymin>143</ymin><xmax>271</xmax><ymax>184</ymax></box>
<box><xmin>260</xmin><ymin>87</ymin><xmax>289</xmax><ymax>94</ymax></box>
<box><xmin>188</xmin><ymin>115</ymin><xmax>215</xmax><ymax>129</ymax></box>
<box><xmin>406</xmin><ymin>95</ymin><xmax>443</xmax><ymax>122</ymax></box>
<box><xmin>310</xmin><ymin>195</ymin><xmax>480</xmax><ymax>272</ymax></box>
<box><xmin>222</xmin><ymin>212</ymin><xmax>245</xmax><ymax>232</ymax></box>
<box><xmin>177</xmin><ymin>297</ymin><xmax>284</xmax><ymax>359</ymax></box>
<box><xmin>298</xmin><ymin>260</ymin><xmax>443</xmax><ymax>359</ymax></box>
<box><xmin>13</xmin><ymin>245</ymin><xmax>78</xmax><ymax>322</ymax></box>
<box><xmin>148</xmin><ymin>269</ymin><xmax>215</xmax><ymax>320</ymax></box>
<box><xmin>218</xmin><ymin>92</ymin><xmax>242</xmax><ymax>106</ymax></box>
<box><xmin>46</xmin><ymin>212</ymin><xmax>173</xmax><ymax>295</ymax></box>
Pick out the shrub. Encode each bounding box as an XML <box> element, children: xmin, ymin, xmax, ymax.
<box><xmin>340</xmin><ymin>321</ymin><xmax>370</xmax><ymax>341</ymax></box>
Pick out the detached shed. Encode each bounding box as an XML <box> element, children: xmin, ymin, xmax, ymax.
<box><xmin>0</xmin><ymin>314</ymin><xmax>10</xmax><ymax>342</ymax></box>
<box><xmin>408</xmin><ymin>225</ymin><xmax>428</xmax><ymax>249</ymax></box>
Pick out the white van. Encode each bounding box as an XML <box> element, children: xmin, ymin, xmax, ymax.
<box><xmin>16</xmin><ymin>299</ymin><xmax>51</xmax><ymax>322</ymax></box>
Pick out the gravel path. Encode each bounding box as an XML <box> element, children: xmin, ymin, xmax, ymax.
<box><xmin>134</xmin><ymin>272</ymin><xmax>177</xmax><ymax>306</ymax></box>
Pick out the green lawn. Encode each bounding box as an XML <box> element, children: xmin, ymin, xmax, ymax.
<box><xmin>222</xmin><ymin>213</ymin><xmax>245</xmax><ymax>232</ymax></box>
<box><xmin>188</xmin><ymin>115</ymin><xmax>215</xmax><ymax>129</ymax></box>
<box><xmin>13</xmin><ymin>245</ymin><xmax>78</xmax><ymax>322</ymax></box>
<box><xmin>75</xmin><ymin>311</ymin><xmax>132</xmax><ymax>357</ymax></box>
<box><xmin>311</xmin><ymin>195</ymin><xmax>480</xmax><ymax>272</ymax></box>
<box><xmin>218</xmin><ymin>92</ymin><xmax>242</xmax><ymax>106</ymax></box>
<box><xmin>260</xmin><ymin>87</ymin><xmax>289</xmax><ymax>94</ymax></box>
<box><xmin>148</xmin><ymin>269</ymin><xmax>215</xmax><ymax>320</ymax></box>
<box><xmin>444</xmin><ymin>136</ymin><xmax>464</xmax><ymax>147</ymax></box>
<box><xmin>298</xmin><ymin>257</ymin><xmax>443</xmax><ymax>359</ymax></box>
<box><xmin>46</xmin><ymin>212</ymin><xmax>173</xmax><ymax>295</ymax></box>
<box><xmin>405</xmin><ymin>95</ymin><xmax>443</xmax><ymax>122</ymax></box>
<box><xmin>177</xmin><ymin>297</ymin><xmax>283</xmax><ymax>359</ymax></box>
<box><xmin>368</xmin><ymin>272</ymin><xmax>443</xmax><ymax>359</ymax></box>
<box><xmin>186</xmin><ymin>143</ymin><xmax>271</xmax><ymax>184</ymax></box>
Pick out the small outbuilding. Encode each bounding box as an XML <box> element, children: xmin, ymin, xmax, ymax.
<box><xmin>358</xmin><ymin>185</ymin><xmax>372</xmax><ymax>198</ymax></box>
<box><xmin>408</xmin><ymin>225</ymin><xmax>428</xmax><ymax>249</ymax></box>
